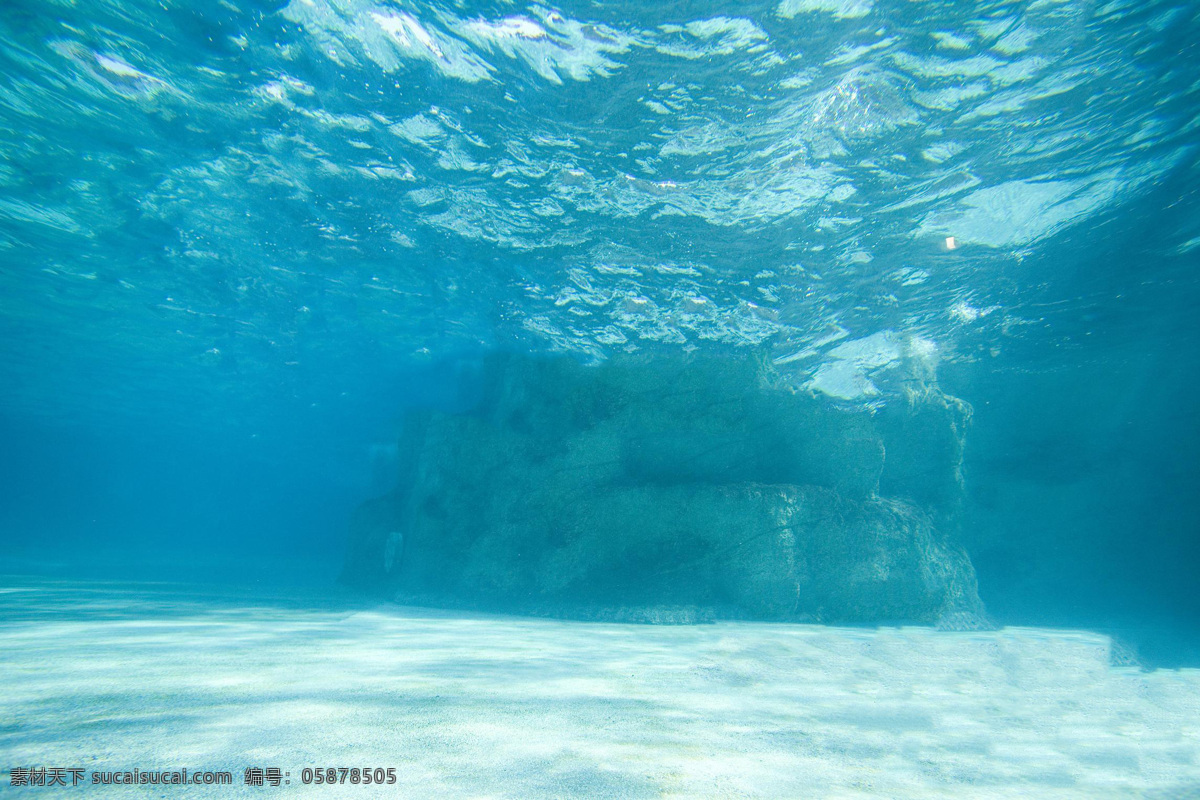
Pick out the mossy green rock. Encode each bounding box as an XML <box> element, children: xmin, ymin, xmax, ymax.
<box><xmin>342</xmin><ymin>353</ymin><xmax>983</xmax><ymax>624</ymax></box>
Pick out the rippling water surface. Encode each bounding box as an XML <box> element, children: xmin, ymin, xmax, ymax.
<box><xmin>3</xmin><ymin>0</ymin><xmax>1197</xmax><ymax>419</ymax></box>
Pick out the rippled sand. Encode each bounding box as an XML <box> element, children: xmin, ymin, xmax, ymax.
<box><xmin>1</xmin><ymin>578</ymin><xmax>1198</xmax><ymax>799</ymax></box>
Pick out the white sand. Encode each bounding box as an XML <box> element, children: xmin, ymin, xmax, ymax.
<box><xmin>1</xmin><ymin>577</ymin><xmax>1198</xmax><ymax>799</ymax></box>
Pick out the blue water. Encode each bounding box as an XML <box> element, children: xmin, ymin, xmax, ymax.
<box><xmin>1</xmin><ymin>0</ymin><xmax>1198</xmax><ymax>670</ymax></box>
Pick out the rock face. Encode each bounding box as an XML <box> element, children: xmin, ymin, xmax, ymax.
<box><xmin>342</xmin><ymin>353</ymin><xmax>984</xmax><ymax>625</ymax></box>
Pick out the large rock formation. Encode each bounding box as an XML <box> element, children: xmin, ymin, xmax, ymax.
<box><xmin>342</xmin><ymin>352</ymin><xmax>984</xmax><ymax>625</ymax></box>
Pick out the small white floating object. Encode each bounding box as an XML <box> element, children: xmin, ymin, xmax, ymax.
<box><xmin>944</xmin><ymin>236</ymin><xmax>958</xmax><ymax>250</ymax></box>
<box><xmin>95</xmin><ymin>54</ymin><xmax>144</xmax><ymax>79</ymax></box>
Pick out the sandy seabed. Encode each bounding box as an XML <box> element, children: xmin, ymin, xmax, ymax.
<box><xmin>1</xmin><ymin>577</ymin><xmax>1198</xmax><ymax>799</ymax></box>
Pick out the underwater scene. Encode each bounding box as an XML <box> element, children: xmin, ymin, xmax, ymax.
<box><xmin>1</xmin><ymin>0</ymin><xmax>1199</xmax><ymax>796</ymax></box>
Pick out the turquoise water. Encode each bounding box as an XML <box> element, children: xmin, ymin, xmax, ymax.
<box><xmin>2</xmin><ymin>1</ymin><xmax>1200</xmax><ymax>795</ymax></box>
<box><xmin>1</xmin><ymin>0</ymin><xmax>1199</xmax><ymax>730</ymax></box>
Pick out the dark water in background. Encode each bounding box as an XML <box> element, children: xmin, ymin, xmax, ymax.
<box><xmin>0</xmin><ymin>0</ymin><xmax>1197</xmax><ymax>664</ymax></box>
